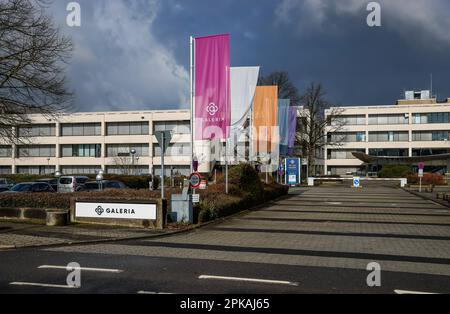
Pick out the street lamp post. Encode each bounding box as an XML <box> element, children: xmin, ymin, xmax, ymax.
<box><xmin>96</xmin><ymin>170</ymin><xmax>104</xmax><ymax>192</ymax></box>
<box><xmin>130</xmin><ymin>149</ymin><xmax>137</xmax><ymax>176</ymax></box>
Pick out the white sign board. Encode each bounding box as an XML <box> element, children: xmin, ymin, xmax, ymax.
<box><xmin>418</xmin><ymin>169</ymin><xmax>424</xmax><ymax>178</ymax></box>
<box><xmin>76</xmin><ymin>202</ymin><xmax>156</xmax><ymax>220</ymax></box>
<box><xmin>353</xmin><ymin>177</ymin><xmax>361</xmax><ymax>188</ymax></box>
<box><xmin>192</xmin><ymin>194</ymin><xmax>200</xmax><ymax>203</ymax></box>
<box><xmin>288</xmin><ymin>175</ymin><xmax>297</xmax><ymax>184</ymax></box>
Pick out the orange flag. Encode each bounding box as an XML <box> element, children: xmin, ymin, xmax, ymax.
<box><xmin>252</xmin><ymin>86</ymin><xmax>278</xmax><ymax>155</ymax></box>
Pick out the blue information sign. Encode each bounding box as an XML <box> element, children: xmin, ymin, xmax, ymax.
<box><xmin>285</xmin><ymin>158</ymin><xmax>301</xmax><ymax>185</ymax></box>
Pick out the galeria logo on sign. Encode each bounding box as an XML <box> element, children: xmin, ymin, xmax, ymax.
<box><xmin>95</xmin><ymin>205</ymin><xmax>136</xmax><ymax>216</ymax></box>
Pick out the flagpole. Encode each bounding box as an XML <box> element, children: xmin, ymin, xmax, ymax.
<box><xmin>190</xmin><ymin>36</ymin><xmax>194</xmax><ymax>174</ymax></box>
<box><xmin>225</xmin><ymin>139</ymin><xmax>229</xmax><ymax>194</ymax></box>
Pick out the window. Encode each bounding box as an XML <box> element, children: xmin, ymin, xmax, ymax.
<box><xmin>60</xmin><ymin>166</ymin><xmax>102</xmax><ymax>175</ymax></box>
<box><xmin>413</xmin><ymin>131</ymin><xmax>449</xmax><ymax>141</ymax></box>
<box><xmin>0</xmin><ymin>166</ymin><xmax>12</xmax><ymax>174</ymax></box>
<box><xmin>328</xmin><ymin>132</ymin><xmax>366</xmax><ymax>143</ymax></box>
<box><xmin>61</xmin><ymin>144</ymin><xmax>101</xmax><ymax>157</ymax></box>
<box><xmin>369</xmin><ymin>132</ymin><xmax>408</xmax><ymax>142</ymax></box>
<box><xmin>106</xmin><ymin>144</ymin><xmax>149</xmax><ymax>157</ymax></box>
<box><xmin>153</xmin><ymin>143</ymin><xmax>191</xmax><ymax>156</ymax></box>
<box><xmin>17</xmin><ymin>145</ymin><xmax>56</xmax><ymax>157</ymax></box>
<box><xmin>153</xmin><ymin>121</ymin><xmax>191</xmax><ymax>134</ymax></box>
<box><xmin>17</xmin><ymin>166</ymin><xmax>55</xmax><ymax>175</ymax></box>
<box><xmin>61</xmin><ymin>123</ymin><xmax>101</xmax><ymax>136</ymax></box>
<box><xmin>18</xmin><ymin>124</ymin><xmax>56</xmax><ymax>137</ymax></box>
<box><xmin>327</xmin><ymin>149</ymin><xmax>365</xmax><ymax>159</ymax></box>
<box><xmin>413</xmin><ymin>148</ymin><xmax>450</xmax><ymax>156</ymax></box>
<box><xmin>413</xmin><ymin>112</ymin><xmax>450</xmax><ymax>124</ymax></box>
<box><xmin>106</xmin><ymin>165</ymin><xmax>149</xmax><ymax>175</ymax></box>
<box><xmin>0</xmin><ymin>146</ymin><xmax>12</xmax><ymax>158</ymax></box>
<box><xmin>106</xmin><ymin>122</ymin><xmax>149</xmax><ymax>136</ymax></box>
<box><xmin>368</xmin><ymin>149</ymin><xmax>408</xmax><ymax>157</ymax></box>
<box><xmin>153</xmin><ymin>166</ymin><xmax>190</xmax><ymax>177</ymax></box>
<box><xmin>368</xmin><ymin>114</ymin><xmax>408</xmax><ymax>125</ymax></box>
<box><xmin>432</xmin><ymin>131</ymin><xmax>449</xmax><ymax>141</ymax></box>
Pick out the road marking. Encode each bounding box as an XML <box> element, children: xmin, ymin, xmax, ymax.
<box><xmin>394</xmin><ymin>289</ymin><xmax>438</xmax><ymax>295</ymax></box>
<box><xmin>38</xmin><ymin>265</ymin><xmax>123</xmax><ymax>273</ymax></box>
<box><xmin>10</xmin><ymin>282</ymin><xmax>78</xmax><ymax>289</ymax></box>
<box><xmin>137</xmin><ymin>291</ymin><xmax>174</xmax><ymax>295</ymax></box>
<box><xmin>198</xmin><ymin>275</ymin><xmax>299</xmax><ymax>286</ymax></box>
<box><xmin>326</xmin><ymin>202</ymin><xmax>342</xmax><ymax>205</ymax></box>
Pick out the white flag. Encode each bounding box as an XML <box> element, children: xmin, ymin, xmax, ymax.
<box><xmin>230</xmin><ymin>67</ymin><xmax>260</xmax><ymax>126</ymax></box>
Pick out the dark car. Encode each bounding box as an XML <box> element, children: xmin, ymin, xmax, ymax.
<box><xmin>79</xmin><ymin>180</ymin><xmax>128</xmax><ymax>192</ymax></box>
<box><xmin>35</xmin><ymin>178</ymin><xmax>59</xmax><ymax>192</ymax></box>
<box><xmin>2</xmin><ymin>182</ymin><xmax>55</xmax><ymax>194</ymax></box>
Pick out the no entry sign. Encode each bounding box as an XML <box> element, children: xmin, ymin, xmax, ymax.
<box><xmin>189</xmin><ymin>172</ymin><xmax>202</xmax><ymax>189</ymax></box>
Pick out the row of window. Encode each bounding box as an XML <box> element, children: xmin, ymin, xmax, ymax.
<box><xmin>329</xmin><ymin>112</ymin><xmax>450</xmax><ymax>126</ymax></box>
<box><xmin>328</xmin><ymin>148</ymin><xmax>450</xmax><ymax>160</ymax></box>
<box><xmin>14</xmin><ymin>121</ymin><xmax>191</xmax><ymax>137</ymax></box>
<box><xmin>328</xmin><ymin>131</ymin><xmax>450</xmax><ymax>142</ymax></box>
<box><xmin>0</xmin><ymin>143</ymin><xmax>191</xmax><ymax>158</ymax></box>
<box><xmin>327</xmin><ymin>149</ymin><xmax>365</xmax><ymax>160</ymax></box>
<box><xmin>0</xmin><ymin>165</ymin><xmax>191</xmax><ymax>176</ymax></box>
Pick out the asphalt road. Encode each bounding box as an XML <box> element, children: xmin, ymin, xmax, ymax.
<box><xmin>1</xmin><ymin>185</ymin><xmax>449</xmax><ymax>294</ymax></box>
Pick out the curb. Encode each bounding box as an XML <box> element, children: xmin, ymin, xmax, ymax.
<box><xmin>0</xmin><ymin>192</ymin><xmax>294</xmax><ymax>252</ymax></box>
<box><xmin>402</xmin><ymin>188</ymin><xmax>450</xmax><ymax>209</ymax></box>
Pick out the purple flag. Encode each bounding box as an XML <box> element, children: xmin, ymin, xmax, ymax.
<box><xmin>195</xmin><ymin>34</ymin><xmax>230</xmax><ymax>140</ymax></box>
<box><xmin>287</xmin><ymin>106</ymin><xmax>298</xmax><ymax>153</ymax></box>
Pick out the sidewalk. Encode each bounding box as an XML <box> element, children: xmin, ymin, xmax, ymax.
<box><xmin>404</xmin><ymin>188</ymin><xmax>450</xmax><ymax>209</ymax></box>
<box><xmin>0</xmin><ymin>220</ymin><xmax>175</xmax><ymax>249</ymax></box>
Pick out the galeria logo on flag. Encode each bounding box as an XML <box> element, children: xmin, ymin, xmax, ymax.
<box><xmin>207</xmin><ymin>103</ymin><xmax>219</xmax><ymax>116</ymax></box>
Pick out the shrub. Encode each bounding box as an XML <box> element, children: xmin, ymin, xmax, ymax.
<box><xmin>227</xmin><ymin>163</ymin><xmax>264</xmax><ymax>200</ymax></box>
<box><xmin>407</xmin><ymin>173</ymin><xmax>444</xmax><ymax>185</ymax></box>
<box><xmin>378</xmin><ymin>165</ymin><xmax>413</xmax><ymax>178</ymax></box>
<box><xmin>0</xmin><ymin>188</ymin><xmax>181</xmax><ymax>210</ymax></box>
<box><xmin>195</xmin><ymin>164</ymin><xmax>289</xmax><ymax>224</ymax></box>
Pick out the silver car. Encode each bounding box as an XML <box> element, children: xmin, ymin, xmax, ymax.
<box><xmin>0</xmin><ymin>178</ymin><xmax>15</xmax><ymax>192</ymax></box>
<box><xmin>57</xmin><ymin>176</ymin><xmax>89</xmax><ymax>193</ymax></box>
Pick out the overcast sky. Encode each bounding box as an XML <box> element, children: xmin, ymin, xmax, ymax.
<box><xmin>49</xmin><ymin>0</ymin><xmax>450</xmax><ymax>112</ymax></box>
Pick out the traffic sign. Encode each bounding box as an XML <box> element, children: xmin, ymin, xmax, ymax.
<box><xmin>155</xmin><ymin>131</ymin><xmax>172</xmax><ymax>153</ymax></box>
<box><xmin>353</xmin><ymin>177</ymin><xmax>361</xmax><ymax>188</ymax></box>
<box><xmin>199</xmin><ymin>180</ymin><xmax>207</xmax><ymax>190</ymax></box>
<box><xmin>418</xmin><ymin>169</ymin><xmax>424</xmax><ymax>178</ymax></box>
<box><xmin>418</xmin><ymin>162</ymin><xmax>425</xmax><ymax>170</ymax></box>
<box><xmin>189</xmin><ymin>172</ymin><xmax>202</xmax><ymax>189</ymax></box>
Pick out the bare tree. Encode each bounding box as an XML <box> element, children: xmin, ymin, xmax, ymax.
<box><xmin>0</xmin><ymin>0</ymin><xmax>73</xmax><ymax>143</ymax></box>
<box><xmin>258</xmin><ymin>71</ymin><xmax>301</xmax><ymax>105</ymax></box>
<box><xmin>297</xmin><ymin>83</ymin><xmax>346</xmax><ymax>176</ymax></box>
<box><xmin>113</xmin><ymin>156</ymin><xmax>137</xmax><ymax>176</ymax></box>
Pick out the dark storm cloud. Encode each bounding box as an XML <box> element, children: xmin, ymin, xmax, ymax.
<box><xmin>51</xmin><ymin>0</ymin><xmax>450</xmax><ymax>111</ymax></box>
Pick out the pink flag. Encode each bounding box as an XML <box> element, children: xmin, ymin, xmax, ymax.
<box><xmin>195</xmin><ymin>34</ymin><xmax>230</xmax><ymax>140</ymax></box>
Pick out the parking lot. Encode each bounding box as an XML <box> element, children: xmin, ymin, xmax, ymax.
<box><xmin>1</xmin><ymin>184</ymin><xmax>449</xmax><ymax>294</ymax></box>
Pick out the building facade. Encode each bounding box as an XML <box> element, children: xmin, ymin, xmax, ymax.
<box><xmin>0</xmin><ymin>109</ymin><xmax>192</xmax><ymax>176</ymax></box>
<box><xmin>324</xmin><ymin>91</ymin><xmax>450</xmax><ymax>176</ymax></box>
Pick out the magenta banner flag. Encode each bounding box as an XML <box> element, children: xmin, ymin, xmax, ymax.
<box><xmin>195</xmin><ymin>34</ymin><xmax>230</xmax><ymax>140</ymax></box>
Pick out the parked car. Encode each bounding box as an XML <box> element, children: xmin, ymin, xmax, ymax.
<box><xmin>0</xmin><ymin>178</ymin><xmax>15</xmax><ymax>192</ymax></box>
<box><xmin>78</xmin><ymin>180</ymin><xmax>128</xmax><ymax>192</ymax></box>
<box><xmin>2</xmin><ymin>182</ymin><xmax>55</xmax><ymax>194</ymax></box>
<box><xmin>35</xmin><ymin>178</ymin><xmax>59</xmax><ymax>192</ymax></box>
<box><xmin>57</xmin><ymin>176</ymin><xmax>90</xmax><ymax>193</ymax></box>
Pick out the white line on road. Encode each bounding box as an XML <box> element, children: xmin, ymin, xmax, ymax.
<box><xmin>10</xmin><ymin>282</ymin><xmax>78</xmax><ymax>289</ymax></box>
<box><xmin>137</xmin><ymin>291</ymin><xmax>174</xmax><ymax>295</ymax></box>
<box><xmin>394</xmin><ymin>289</ymin><xmax>438</xmax><ymax>295</ymax></box>
<box><xmin>38</xmin><ymin>265</ymin><xmax>123</xmax><ymax>273</ymax></box>
<box><xmin>199</xmin><ymin>275</ymin><xmax>299</xmax><ymax>286</ymax></box>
